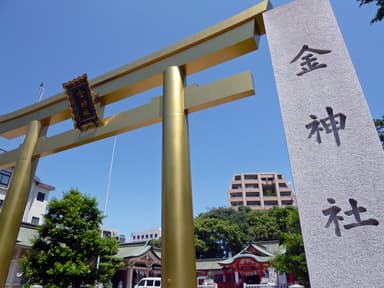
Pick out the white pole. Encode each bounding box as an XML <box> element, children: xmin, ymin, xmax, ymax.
<box><xmin>37</xmin><ymin>82</ymin><xmax>45</xmax><ymax>102</ymax></box>
<box><xmin>103</xmin><ymin>136</ymin><xmax>117</xmax><ymax>218</ymax></box>
<box><xmin>97</xmin><ymin>136</ymin><xmax>118</xmax><ymax>271</ymax></box>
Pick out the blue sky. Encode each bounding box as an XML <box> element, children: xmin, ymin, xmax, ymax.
<box><xmin>0</xmin><ymin>0</ymin><xmax>382</xmax><ymax>238</ymax></box>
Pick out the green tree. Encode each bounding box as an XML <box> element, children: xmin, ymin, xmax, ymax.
<box><xmin>204</xmin><ymin>206</ymin><xmax>251</xmax><ymax>237</ymax></box>
<box><xmin>269</xmin><ymin>206</ymin><xmax>300</xmax><ymax>235</ymax></box>
<box><xmin>374</xmin><ymin>116</ymin><xmax>384</xmax><ymax>148</ymax></box>
<box><xmin>270</xmin><ymin>208</ymin><xmax>310</xmax><ymax>287</ymax></box>
<box><xmin>149</xmin><ymin>238</ymin><xmax>161</xmax><ymax>249</ymax></box>
<box><xmin>194</xmin><ymin>213</ymin><xmax>246</xmax><ymax>258</ymax></box>
<box><xmin>357</xmin><ymin>0</ymin><xmax>384</xmax><ymax>23</ymax></box>
<box><xmin>246</xmin><ymin>210</ymin><xmax>280</xmax><ymax>241</ymax></box>
<box><xmin>21</xmin><ymin>189</ymin><xmax>122</xmax><ymax>288</ymax></box>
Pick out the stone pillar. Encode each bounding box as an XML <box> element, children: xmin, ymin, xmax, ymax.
<box><xmin>264</xmin><ymin>0</ymin><xmax>384</xmax><ymax>287</ymax></box>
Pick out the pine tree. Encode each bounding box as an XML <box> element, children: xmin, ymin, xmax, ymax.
<box><xmin>357</xmin><ymin>0</ymin><xmax>384</xmax><ymax>23</ymax></box>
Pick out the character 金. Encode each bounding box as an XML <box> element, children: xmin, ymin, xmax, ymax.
<box><xmin>290</xmin><ymin>45</ymin><xmax>331</xmax><ymax>76</ymax></box>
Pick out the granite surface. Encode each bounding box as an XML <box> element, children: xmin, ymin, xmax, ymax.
<box><xmin>263</xmin><ymin>0</ymin><xmax>384</xmax><ymax>287</ymax></box>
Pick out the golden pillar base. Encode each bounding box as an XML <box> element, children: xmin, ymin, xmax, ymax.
<box><xmin>0</xmin><ymin>120</ymin><xmax>41</xmax><ymax>286</ymax></box>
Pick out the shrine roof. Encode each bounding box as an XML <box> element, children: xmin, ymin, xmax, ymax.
<box><xmin>116</xmin><ymin>242</ymin><xmax>161</xmax><ymax>260</ymax></box>
<box><xmin>218</xmin><ymin>241</ymin><xmax>284</xmax><ymax>265</ymax></box>
<box><xmin>196</xmin><ymin>259</ymin><xmax>223</xmax><ymax>270</ymax></box>
<box><xmin>218</xmin><ymin>253</ymin><xmax>271</xmax><ymax>265</ymax></box>
<box><xmin>240</xmin><ymin>242</ymin><xmax>276</xmax><ymax>257</ymax></box>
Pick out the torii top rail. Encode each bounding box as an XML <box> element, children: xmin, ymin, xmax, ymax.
<box><xmin>0</xmin><ymin>1</ymin><xmax>269</xmax><ymax>287</ymax></box>
<box><xmin>0</xmin><ymin>0</ymin><xmax>268</xmax><ymax>170</ymax></box>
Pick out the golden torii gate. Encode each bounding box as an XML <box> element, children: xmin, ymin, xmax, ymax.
<box><xmin>0</xmin><ymin>1</ymin><xmax>268</xmax><ymax>287</ymax></box>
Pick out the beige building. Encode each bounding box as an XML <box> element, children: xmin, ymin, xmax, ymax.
<box><xmin>130</xmin><ymin>227</ymin><xmax>161</xmax><ymax>243</ymax></box>
<box><xmin>0</xmin><ymin>168</ymin><xmax>55</xmax><ymax>225</ymax></box>
<box><xmin>228</xmin><ymin>173</ymin><xmax>296</xmax><ymax>210</ymax></box>
<box><xmin>5</xmin><ymin>223</ymin><xmax>38</xmax><ymax>288</ymax></box>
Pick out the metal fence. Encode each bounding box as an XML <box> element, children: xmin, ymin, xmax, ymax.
<box><xmin>243</xmin><ymin>284</ymin><xmax>288</xmax><ymax>288</ymax></box>
<box><xmin>197</xmin><ymin>284</ymin><xmax>218</xmax><ymax>288</ymax></box>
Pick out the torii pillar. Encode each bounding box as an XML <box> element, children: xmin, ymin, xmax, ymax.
<box><xmin>162</xmin><ymin>66</ymin><xmax>196</xmax><ymax>288</ymax></box>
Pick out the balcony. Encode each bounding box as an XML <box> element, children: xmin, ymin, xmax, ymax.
<box><xmin>243</xmin><ymin>179</ymin><xmax>259</xmax><ymax>185</ymax></box>
<box><xmin>243</xmin><ymin>174</ymin><xmax>258</xmax><ymax>180</ymax></box>
<box><xmin>280</xmin><ymin>195</ymin><xmax>293</xmax><ymax>200</ymax></box>
<box><xmin>245</xmin><ymin>197</ymin><xmax>261</xmax><ymax>203</ymax></box>
<box><xmin>245</xmin><ymin>192</ymin><xmax>260</xmax><ymax>198</ymax></box>
<box><xmin>263</xmin><ymin>196</ymin><xmax>278</xmax><ymax>201</ymax></box>
<box><xmin>229</xmin><ymin>189</ymin><xmax>243</xmax><ymax>194</ymax></box>
<box><xmin>244</xmin><ymin>184</ymin><xmax>259</xmax><ymax>189</ymax></box>
<box><xmin>230</xmin><ymin>201</ymin><xmax>244</xmax><ymax>207</ymax></box>
<box><xmin>230</xmin><ymin>192</ymin><xmax>243</xmax><ymax>198</ymax></box>
<box><xmin>279</xmin><ymin>187</ymin><xmax>291</xmax><ymax>193</ymax></box>
<box><xmin>260</xmin><ymin>181</ymin><xmax>275</xmax><ymax>186</ymax></box>
<box><xmin>264</xmin><ymin>200</ymin><xmax>279</xmax><ymax>206</ymax></box>
<box><xmin>280</xmin><ymin>192</ymin><xmax>292</xmax><ymax>197</ymax></box>
<box><xmin>282</xmin><ymin>200</ymin><xmax>294</xmax><ymax>206</ymax></box>
<box><xmin>244</xmin><ymin>188</ymin><xmax>259</xmax><ymax>194</ymax></box>
<box><xmin>246</xmin><ymin>200</ymin><xmax>261</xmax><ymax>206</ymax></box>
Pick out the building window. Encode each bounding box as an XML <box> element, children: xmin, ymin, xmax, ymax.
<box><xmin>244</xmin><ymin>174</ymin><xmax>257</xmax><ymax>180</ymax></box>
<box><xmin>282</xmin><ymin>200</ymin><xmax>294</xmax><ymax>205</ymax></box>
<box><xmin>246</xmin><ymin>192</ymin><xmax>259</xmax><ymax>197</ymax></box>
<box><xmin>230</xmin><ymin>192</ymin><xmax>242</xmax><ymax>198</ymax></box>
<box><xmin>0</xmin><ymin>170</ymin><xmax>12</xmax><ymax>187</ymax></box>
<box><xmin>231</xmin><ymin>201</ymin><xmax>243</xmax><ymax>206</ymax></box>
<box><xmin>264</xmin><ymin>200</ymin><xmax>278</xmax><ymax>206</ymax></box>
<box><xmin>31</xmin><ymin>216</ymin><xmax>40</xmax><ymax>225</ymax></box>
<box><xmin>245</xmin><ymin>184</ymin><xmax>258</xmax><ymax>189</ymax></box>
<box><xmin>234</xmin><ymin>175</ymin><xmax>241</xmax><ymax>181</ymax></box>
<box><xmin>36</xmin><ymin>192</ymin><xmax>45</xmax><ymax>202</ymax></box>
<box><xmin>231</xmin><ymin>184</ymin><xmax>241</xmax><ymax>190</ymax></box>
<box><xmin>280</xmin><ymin>191</ymin><xmax>291</xmax><ymax>197</ymax></box>
<box><xmin>277</xmin><ymin>174</ymin><xmax>283</xmax><ymax>179</ymax></box>
<box><xmin>246</xmin><ymin>201</ymin><xmax>261</xmax><ymax>206</ymax></box>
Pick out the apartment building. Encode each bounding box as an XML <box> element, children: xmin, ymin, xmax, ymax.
<box><xmin>0</xmin><ymin>168</ymin><xmax>55</xmax><ymax>225</ymax></box>
<box><xmin>1</xmin><ymin>166</ymin><xmax>54</xmax><ymax>288</ymax></box>
<box><xmin>228</xmin><ymin>173</ymin><xmax>296</xmax><ymax>210</ymax></box>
